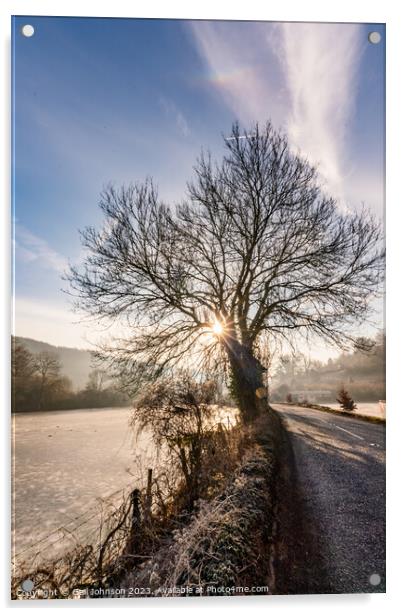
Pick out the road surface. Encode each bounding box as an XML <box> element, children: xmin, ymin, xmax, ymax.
<box><xmin>272</xmin><ymin>404</ymin><xmax>385</xmax><ymax>594</ymax></box>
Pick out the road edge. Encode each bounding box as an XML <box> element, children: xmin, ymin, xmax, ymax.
<box><xmin>278</xmin><ymin>402</ymin><xmax>385</xmax><ymax>424</ymax></box>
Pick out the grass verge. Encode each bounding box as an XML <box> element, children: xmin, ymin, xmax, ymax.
<box><xmin>119</xmin><ymin>409</ymin><xmax>283</xmax><ymax>597</ymax></box>
<box><xmin>287</xmin><ymin>402</ymin><xmax>386</xmax><ymax>424</ymax></box>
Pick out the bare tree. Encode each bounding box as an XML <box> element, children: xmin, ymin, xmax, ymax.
<box><xmin>12</xmin><ymin>342</ymin><xmax>35</xmax><ymax>383</ymax></box>
<box><xmin>86</xmin><ymin>368</ymin><xmax>107</xmax><ymax>392</ymax></box>
<box><xmin>12</xmin><ymin>341</ymin><xmax>35</xmax><ymax>412</ymax></box>
<box><xmin>68</xmin><ymin>122</ymin><xmax>384</xmax><ymax>423</ymax></box>
<box><xmin>33</xmin><ymin>352</ymin><xmax>62</xmax><ymax>410</ymax></box>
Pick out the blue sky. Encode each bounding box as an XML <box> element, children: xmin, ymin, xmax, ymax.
<box><xmin>12</xmin><ymin>17</ymin><xmax>385</xmax><ymax>355</ymax></box>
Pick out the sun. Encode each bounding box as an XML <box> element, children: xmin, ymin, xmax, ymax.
<box><xmin>211</xmin><ymin>319</ymin><xmax>224</xmax><ymax>336</ymax></box>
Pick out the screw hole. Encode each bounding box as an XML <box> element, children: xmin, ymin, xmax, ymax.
<box><xmin>21</xmin><ymin>24</ymin><xmax>35</xmax><ymax>38</ymax></box>
<box><xmin>368</xmin><ymin>31</ymin><xmax>381</xmax><ymax>44</ymax></box>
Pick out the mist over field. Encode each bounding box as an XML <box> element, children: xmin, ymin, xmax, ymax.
<box><xmin>15</xmin><ymin>337</ymin><xmax>93</xmax><ymax>389</ymax></box>
<box><xmin>271</xmin><ymin>333</ymin><xmax>385</xmax><ymax>404</ymax></box>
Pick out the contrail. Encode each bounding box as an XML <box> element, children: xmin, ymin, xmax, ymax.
<box><xmin>224</xmin><ymin>133</ymin><xmax>256</xmax><ymax>141</ymax></box>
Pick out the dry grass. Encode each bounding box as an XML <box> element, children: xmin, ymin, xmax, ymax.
<box><xmin>12</xmin><ymin>492</ymin><xmax>134</xmax><ymax>599</ymax></box>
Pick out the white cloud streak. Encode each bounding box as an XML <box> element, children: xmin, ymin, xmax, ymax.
<box><xmin>189</xmin><ymin>21</ymin><xmax>365</xmax><ymax>207</ymax></box>
<box><xmin>276</xmin><ymin>22</ymin><xmax>363</xmax><ymax>204</ymax></box>
<box><xmin>189</xmin><ymin>21</ymin><xmax>285</xmax><ymax>127</ymax></box>
<box><xmin>14</xmin><ymin>225</ymin><xmax>68</xmax><ymax>273</ymax></box>
<box><xmin>14</xmin><ymin>297</ymin><xmax>87</xmax><ymax>348</ymax></box>
<box><xmin>13</xmin><ymin>296</ymin><xmax>133</xmax><ymax>350</ymax></box>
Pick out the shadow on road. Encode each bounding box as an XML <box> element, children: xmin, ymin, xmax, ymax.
<box><xmin>274</xmin><ymin>409</ymin><xmax>385</xmax><ymax>594</ymax></box>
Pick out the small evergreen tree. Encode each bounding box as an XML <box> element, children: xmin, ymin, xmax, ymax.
<box><xmin>336</xmin><ymin>386</ymin><xmax>357</xmax><ymax>411</ymax></box>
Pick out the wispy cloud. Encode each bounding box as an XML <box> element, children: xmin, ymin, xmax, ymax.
<box><xmin>275</xmin><ymin>22</ymin><xmax>363</xmax><ymax>204</ymax></box>
<box><xmin>189</xmin><ymin>21</ymin><xmax>365</xmax><ymax>206</ymax></box>
<box><xmin>14</xmin><ymin>296</ymin><xmax>132</xmax><ymax>350</ymax></box>
<box><xmin>159</xmin><ymin>96</ymin><xmax>190</xmax><ymax>137</ymax></box>
<box><xmin>14</xmin><ymin>225</ymin><xmax>68</xmax><ymax>273</ymax></box>
<box><xmin>189</xmin><ymin>21</ymin><xmax>285</xmax><ymax>128</ymax></box>
<box><xmin>14</xmin><ymin>297</ymin><xmax>86</xmax><ymax>348</ymax></box>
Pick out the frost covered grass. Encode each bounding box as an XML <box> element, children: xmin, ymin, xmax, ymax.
<box><xmin>121</xmin><ymin>411</ymin><xmax>282</xmax><ymax>596</ymax></box>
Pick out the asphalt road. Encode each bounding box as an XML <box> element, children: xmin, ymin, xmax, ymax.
<box><xmin>272</xmin><ymin>404</ymin><xmax>385</xmax><ymax>594</ymax></box>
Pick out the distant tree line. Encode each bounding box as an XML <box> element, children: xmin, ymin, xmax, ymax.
<box><xmin>11</xmin><ymin>340</ymin><xmax>130</xmax><ymax>413</ymax></box>
<box><xmin>271</xmin><ymin>332</ymin><xmax>385</xmax><ymax>402</ymax></box>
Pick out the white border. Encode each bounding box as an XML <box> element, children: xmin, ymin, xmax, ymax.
<box><xmin>1</xmin><ymin>1</ymin><xmax>401</xmax><ymax>614</ymax></box>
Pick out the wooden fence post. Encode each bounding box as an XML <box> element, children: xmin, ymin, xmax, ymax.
<box><xmin>130</xmin><ymin>488</ymin><xmax>141</xmax><ymax>553</ymax></box>
<box><xmin>144</xmin><ymin>469</ymin><xmax>153</xmax><ymax>523</ymax></box>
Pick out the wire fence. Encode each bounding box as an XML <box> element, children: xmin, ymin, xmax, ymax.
<box><xmin>12</xmin><ymin>410</ymin><xmax>240</xmax><ymax>599</ymax></box>
<box><xmin>11</xmin><ymin>468</ymin><xmax>160</xmax><ymax>598</ymax></box>
<box><xmin>12</xmin><ymin>483</ymin><xmax>132</xmax><ymax>564</ymax></box>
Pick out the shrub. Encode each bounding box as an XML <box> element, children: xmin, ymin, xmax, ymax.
<box><xmin>132</xmin><ymin>375</ymin><xmax>245</xmax><ymax>511</ymax></box>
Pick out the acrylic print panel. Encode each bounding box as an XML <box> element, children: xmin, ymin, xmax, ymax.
<box><xmin>11</xmin><ymin>16</ymin><xmax>385</xmax><ymax>600</ymax></box>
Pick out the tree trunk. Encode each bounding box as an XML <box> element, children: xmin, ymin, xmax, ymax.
<box><xmin>226</xmin><ymin>341</ymin><xmax>267</xmax><ymax>423</ymax></box>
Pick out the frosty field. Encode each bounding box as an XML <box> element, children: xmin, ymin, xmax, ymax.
<box><xmin>12</xmin><ymin>407</ymin><xmax>156</xmax><ymax>565</ymax></box>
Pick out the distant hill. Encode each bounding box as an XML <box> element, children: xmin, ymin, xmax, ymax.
<box><xmin>14</xmin><ymin>337</ymin><xmax>94</xmax><ymax>390</ymax></box>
